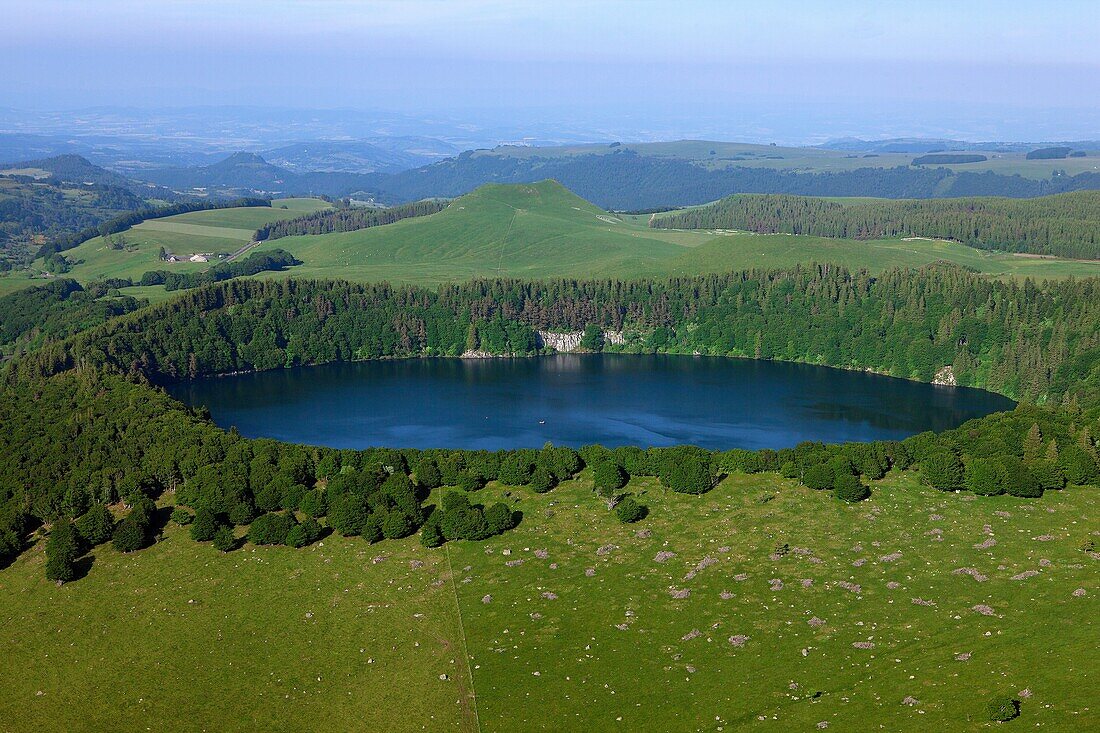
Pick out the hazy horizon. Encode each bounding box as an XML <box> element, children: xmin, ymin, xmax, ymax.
<box><xmin>4</xmin><ymin>0</ymin><xmax>1100</xmax><ymax>144</ymax></box>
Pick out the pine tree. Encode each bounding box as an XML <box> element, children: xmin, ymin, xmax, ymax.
<box><xmin>45</xmin><ymin>517</ymin><xmax>80</xmax><ymax>583</ymax></box>
<box><xmin>75</xmin><ymin>503</ymin><xmax>115</xmax><ymax>546</ymax></box>
<box><xmin>1023</xmin><ymin>423</ymin><xmax>1043</xmax><ymax>462</ymax></box>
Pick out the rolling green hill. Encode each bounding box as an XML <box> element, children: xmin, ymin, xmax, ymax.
<box><xmin>251</xmin><ymin>181</ymin><xmax>713</xmax><ymax>284</ymax></box>
<box><xmin>249</xmin><ymin>181</ymin><xmax>1100</xmax><ymax>286</ymax></box>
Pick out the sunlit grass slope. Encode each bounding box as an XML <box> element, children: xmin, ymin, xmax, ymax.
<box><xmin>1</xmin><ymin>471</ymin><xmax>1094</xmax><ymax>732</ymax></box>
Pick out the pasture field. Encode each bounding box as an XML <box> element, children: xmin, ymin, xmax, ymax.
<box><xmin>1</xmin><ymin>470</ymin><xmax>1094</xmax><ymax>732</ymax></box>
<box><xmin>49</xmin><ymin>198</ymin><xmax>330</xmax><ymax>283</ymax></box>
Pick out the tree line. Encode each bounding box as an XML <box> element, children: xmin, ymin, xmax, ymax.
<box><xmin>651</xmin><ymin>191</ymin><xmax>1100</xmax><ymax>259</ymax></box>
<box><xmin>3</xmin><ymin>265</ymin><xmax>1099</xmax><ymax>582</ymax></box>
<box><xmin>255</xmin><ymin>199</ymin><xmax>447</xmax><ymax>241</ymax></box>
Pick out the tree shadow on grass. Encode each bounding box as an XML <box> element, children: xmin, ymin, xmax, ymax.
<box><xmin>71</xmin><ymin>554</ymin><xmax>95</xmax><ymax>582</ymax></box>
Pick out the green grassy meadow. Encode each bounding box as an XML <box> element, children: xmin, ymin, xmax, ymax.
<box><xmin>1</xmin><ymin>471</ymin><xmax>1094</xmax><ymax>732</ymax></box>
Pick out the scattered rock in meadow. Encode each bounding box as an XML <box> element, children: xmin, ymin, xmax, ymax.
<box><xmin>953</xmin><ymin>567</ymin><xmax>988</xmax><ymax>582</ymax></box>
<box><xmin>670</xmin><ymin>588</ymin><xmax>690</xmax><ymax>599</ymax></box>
<box><xmin>596</xmin><ymin>544</ymin><xmax>617</xmax><ymax>557</ymax></box>
<box><xmin>1019</xmin><ymin>688</ymin><xmax>1033</xmax><ymax>699</ymax></box>
<box><xmin>654</xmin><ymin>551</ymin><xmax>676</xmax><ymax>563</ymax></box>
<box><xmin>728</xmin><ymin>635</ymin><xmax>749</xmax><ymax>647</ymax></box>
<box><xmin>954</xmin><ymin>652</ymin><xmax>971</xmax><ymax>661</ymax></box>
<box><xmin>534</xmin><ymin>549</ymin><xmax>549</xmax><ymax>559</ymax></box>
<box><xmin>481</xmin><ymin>594</ymin><xmax>492</xmax><ymax>604</ymax></box>
<box><xmin>879</xmin><ymin>552</ymin><xmax>902</xmax><ymax>563</ymax></box>
<box><xmin>801</xmin><ymin>578</ymin><xmax>813</xmax><ymax>588</ymax></box>
<box><xmin>719</xmin><ymin>590</ymin><xmax>734</xmax><ymax>600</ymax></box>
<box><xmin>505</xmin><ymin>559</ymin><xmax>524</xmax><ymax>567</ymax></box>
<box><xmin>973</xmin><ymin>537</ymin><xmax>996</xmax><ymax>550</ymax></box>
<box><xmin>371</xmin><ymin>555</ymin><xmax>387</xmax><ymax>565</ymax></box>
<box><xmin>1038</xmin><ymin>558</ymin><xmax>1051</xmax><ymax>567</ymax></box>
<box><xmin>584</xmin><ymin>568</ymin><xmax>596</xmax><ymax>577</ymax></box>
<box><xmin>681</xmin><ymin>629</ymin><xmax>701</xmax><ymax>641</ymax></box>
<box><xmin>541</xmin><ymin>591</ymin><xmax>558</xmax><ymax>600</ymax></box>
<box><xmin>717</xmin><ymin>545</ymin><xmax>731</xmax><ymax>554</ymax></box>
<box><xmin>733</xmin><ymin>573</ymin><xmax>749</xmax><ymax>582</ymax></box>
<box><xmin>886</xmin><ymin>581</ymin><xmax>901</xmax><ymax>590</ymax></box>
<box><xmin>409</xmin><ymin>559</ymin><xmax>424</xmax><ymax>569</ymax></box>
<box><xmin>634</xmin><ymin>528</ymin><xmax>652</xmax><ymax>539</ymax></box>
<box><xmin>929</xmin><ymin>514</ymin><xmax>944</xmax><ymax>522</ymax></box>
<box><xmin>902</xmin><ymin>696</ymin><xmax>920</xmax><ymax>706</ymax></box>
<box><xmin>912</xmin><ymin>598</ymin><xmax>936</xmax><ymax>607</ymax></box>
<box><xmin>1034</xmin><ymin>534</ymin><xmax>1055</xmax><ymax>542</ymax></box>
<box><xmin>808</xmin><ymin>617</ymin><xmax>826</xmax><ymax>628</ymax></box>
<box><xmin>615</xmin><ymin>623</ymin><xmax>630</xmax><ymax>631</ymax></box>
<box><xmin>769</xmin><ymin>578</ymin><xmax>784</xmax><ymax>591</ymax></box>
<box><xmin>1072</xmin><ymin>588</ymin><xmax>1087</xmax><ymax>597</ymax></box>
<box><xmin>684</xmin><ymin>555</ymin><xmax>719</xmax><ymax>581</ymax></box>
<box><xmin>972</xmin><ymin>604</ymin><xmax>996</xmax><ymax>616</ymax></box>
<box><xmin>852</xmin><ymin>641</ymin><xmax>875</xmax><ymax>649</ymax></box>
<box><xmin>994</xmin><ymin>510</ymin><xmax>1011</xmax><ymax>518</ymax></box>
<box><xmin>852</xmin><ymin>558</ymin><xmax>867</xmax><ymax>567</ymax></box>
<box><xmin>836</xmin><ymin>581</ymin><xmax>861</xmax><ymax>593</ymax></box>
<box><xmin>1011</xmin><ymin>570</ymin><xmax>1040</xmax><ymax>581</ymax></box>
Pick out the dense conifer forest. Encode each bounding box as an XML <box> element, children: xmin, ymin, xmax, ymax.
<box><xmin>255</xmin><ymin>199</ymin><xmax>447</xmax><ymax>241</ymax></box>
<box><xmin>652</xmin><ymin>191</ymin><xmax>1100</xmax><ymax>259</ymax></box>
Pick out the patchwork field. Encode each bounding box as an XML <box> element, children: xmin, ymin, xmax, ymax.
<box><xmin>2</xmin><ymin>470</ymin><xmax>1094</xmax><ymax>732</ymax></box>
<box><xmin>50</xmin><ymin>197</ymin><xmax>330</xmax><ymax>283</ymax></box>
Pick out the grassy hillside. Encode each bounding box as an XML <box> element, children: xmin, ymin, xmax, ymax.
<box><xmin>252</xmin><ymin>181</ymin><xmax>713</xmax><ymax>285</ymax></box>
<box><xmin>1</xmin><ymin>470</ymin><xmax>1094</xmax><ymax>732</ymax></box>
<box><xmin>248</xmin><ymin>181</ymin><xmax>1100</xmax><ymax>286</ymax></box>
<box><xmin>51</xmin><ymin>198</ymin><xmax>330</xmax><ymax>283</ymax></box>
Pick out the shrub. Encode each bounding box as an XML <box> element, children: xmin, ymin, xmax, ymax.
<box><xmin>662</xmin><ymin>456</ymin><xmax>714</xmax><ymax>494</ymax></box>
<box><xmin>286</xmin><ymin>517</ymin><xmax>322</xmax><ymax>548</ymax></box>
<box><xmin>1029</xmin><ymin>459</ymin><xmax>1065</xmax><ymax>491</ymax></box>
<box><xmin>248</xmin><ymin>512</ymin><xmax>296</xmax><ymax>546</ymax></box>
<box><xmin>77</xmin><ymin>504</ymin><xmax>116</xmax><ymax>545</ymax></box>
<box><xmin>965</xmin><ymin>458</ymin><xmax>1004</xmax><ymax>496</ymax></box>
<box><xmin>45</xmin><ymin>518</ymin><xmax>80</xmax><ymax>583</ymax></box>
<box><xmin>1002</xmin><ymin>458</ymin><xmax>1042</xmax><ymax>498</ymax></box>
<box><xmin>498</xmin><ymin>452</ymin><xmax>536</xmax><ymax>486</ymax></box>
<box><xmin>415</xmin><ymin>458</ymin><xmax>442</xmax><ymax>489</ymax></box>
<box><xmin>170</xmin><ymin>508</ymin><xmax>194</xmax><ymax>526</ymax></box>
<box><xmin>381</xmin><ymin>510</ymin><xmax>416</xmax><ymax>540</ymax></box>
<box><xmin>455</xmin><ymin>471</ymin><xmax>486</xmax><ymax>492</ymax></box>
<box><xmin>529</xmin><ymin>466</ymin><xmax>557</xmax><ymax>494</ymax></box>
<box><xmin>212</xmin><ymin>526</ymin><xmax>236</xmax><ymax>552</ymax></box>
<box><xmin>921</xmin><ymin>452</ymin><xmax>964</xmax><ymax>491</ymax></box>
<box><xmin>361</xmin><ymin>511</ymin><xmax>385</xmax><ymax>543</ymax></box>
<box><xmin>485</xmin><ymin>502</ymin><xmax>516</xmax><ymax>534</ymax></box>
<box><xmin>298</xmin><ymin>490</ymin><xmax>327</xmax><ymax>518</ymax></box>
<box><xmin>592</xmin><ymin>461</ymin><xmax>628</xmax><ymax>495</ymax></box>
<box><xmin>111</xmin><ymin>514</ymin><xmax>148</xmax><ymax>553</ymax></box>
<box><xmin>1059</xmin><ymin>446</ymin><xmax>1100</xmax><ymax>485</ymax></box>
<box><xmin>802</xmin><ymin>463</ymin><xmax>834</xmax><ymax>490</ymax></box>
<box><xmin>420</xmin><ymin>514</ymin><xmax>445</xmax><ymax>547</ymax></box>
<box><xmin>228</xmin><ymin>500</ymin><xmax>258</xmax><ymax>526</ymax></box>
<box><xmin>327</xmin><ymin>494</ymin><xmax>370</xmax><ymax>536</ymax></box>
<box><xmin>986</xmin><ymin>695</ymin><xmax>1020</xmax><ymax>722</ymax></box>
<box><xmin>615</xmin><ymin>496</ymin><xmax>647</xmax><ymax>523</ymax></box>
<box><xmin>190</xmin><ymin>508</ymin><xmax>219</xmax><ymax>542</ymax></box>
<box><xmin>833</xmin><ymin>474</ymin><xmax>870</xmax><ymax>502</ymax></box>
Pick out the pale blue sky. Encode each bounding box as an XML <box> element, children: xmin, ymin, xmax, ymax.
<box><xmin>5</xmin><ymin>0</ymin><xmax>1099</xmax><ymax>140</ymax></box>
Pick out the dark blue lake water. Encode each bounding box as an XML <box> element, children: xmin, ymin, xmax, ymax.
<box><xmin>167</xmin><ymin>354</ymin><xmax>1014</xmax><ymax>450</ymax></box>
